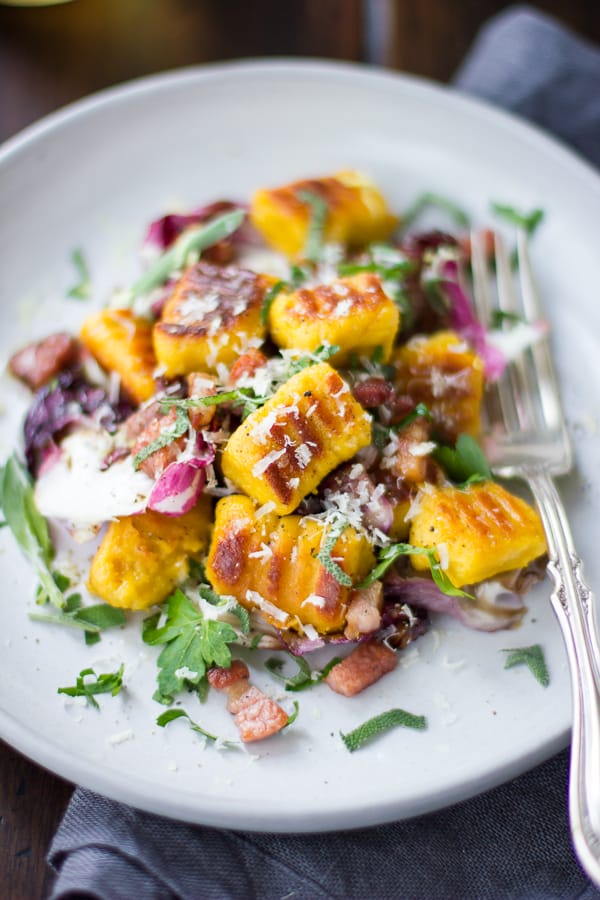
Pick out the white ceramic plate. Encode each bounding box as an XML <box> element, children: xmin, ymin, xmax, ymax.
<box><xmin>1</xmin><ymin>60</ymin><xmax>600</xmax><ymax>833</ymax></box>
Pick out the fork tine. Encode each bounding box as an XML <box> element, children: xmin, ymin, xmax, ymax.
<box><xmin>517</xmin><ymin>232</ymin><xmax>571</xmax><ymax>443</ymax></box>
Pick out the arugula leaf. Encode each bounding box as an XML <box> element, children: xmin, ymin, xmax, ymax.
<box><xmin>260</xmin><ymin>280</ymin><xmax>287</xmax><ymax>325</ymax></box>
<box><xmin>156</xmin><ymin>707</ymin><xmax>223</xmax><ymax>742</ymax></box>
<box><xmin>142</xmin><ymin>589</ymin><xmax>239</xmax><ymax>705</ymax></box>
<box><xmin>58</xmin><ymin>664</ymin><xmax>125</xmax><ymax>709</ymax></box>
<box><xmin>359</xmin><ymin>542</ymin><xmax>472</xmax><ymax>598</ymax></box>
<box><xmin>265</xmin><ymin>653</ymin><xmax>342</xmax><ymax>691</ymax></box>
<box><xmin>1</xmin><ymin>454</ymin><xmax>64</xmax><ymax>608</ymax></box>
<box><xmin>491</xmin><ymin>203</ymin><xmax>544</xmax><ymax>236</ymax></box>
<box><xmin>434</xmin><ymin>434</ymin><xmax>492</xmax><ymax>484</ymax></box>
<box><xmin>341</xmin><ymin>708</ymin><xmax>427</xmax><ymax>752</ymax></box>
<box><xmin>67</xmin><ymin>248</ymin><xmax>91</xmax><ymax>300</ymax></box>
<box><xmin>30</xmin><ymin>600</ymin><xmax>126</xmax><ymax>643</ymax></box>
<box><xmin>297</xmin><ymin>189</ymin><xmax>328</xmax><ymax>263</ymax></box>
<box><xmin>130</xmin><ymin>209</ymin><xmax>245</xmax><ymax>299</ymax></box>
<box><xmin>316</xmin><ymin>519</ymin><xmax>352</xmax><ymax>587</ymax></box>
<box><xmin>401</xmin><ymin>192</ymin><xmax>470</xmax><ymax>231</ymax></box>
<box><xmin>132</xmin><ymin>407</ymin><xmax>190</xmax><ymax>470</ymax></box>
<box><xmin>501</xmin><ymin>644</ymin><xmax>549</xmax><ymax>687</ymax></box>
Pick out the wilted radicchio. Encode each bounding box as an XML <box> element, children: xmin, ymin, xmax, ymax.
<box><xmin>147</xmin><ymin>437</ymin><xmax>216</xmax><ymax>517</ymax></box>
<box><xmin>24</xmin><ymin>370</ymin><xmax>132</xmax><ymax>475</ymax></box>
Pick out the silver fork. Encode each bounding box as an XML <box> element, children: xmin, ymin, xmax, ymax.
<box><xmin>470</xmin><ymin>229</ymin><xmax>600</xmax><ymax>887</ymax></box>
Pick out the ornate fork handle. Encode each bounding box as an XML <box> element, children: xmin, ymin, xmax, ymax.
<box><xmin>528</xmin><ymin>470</ymin><xmax>600</xmax><ymax>884</ymax></box>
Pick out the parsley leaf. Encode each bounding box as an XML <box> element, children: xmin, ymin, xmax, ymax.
<box><xmin>130</xmin><ymin>209</ymin><xmax>245</xmax><ymax>299</ymax></box>
<box><xmin>501</xmin><ymin>644</ymin><xmax>549</xmax><ymax>687</ymax></box>
<box><xmin>265</xmin><ymin>653</ymin><xmax>342</xmax><ymax>691</ymax></box>
<box><xmin>491</xmin><ymin>203</ymin><xmax>544</xmax><ymax>236</ymax></box>
<box><xmin>297</xmin><ymin>189</ymin><xmax>328</xmax><ymax>263</ymax></box>
<box><xmin>1</xmin><ymin>453</ymin><xmax>64</xmax><ymax>608</ymax></box>
<box><xmin>434</xmin><ymin>434</ymin><xmax>492</xmax><ymax>485</ymax></box>
<box><xmin>401</xmin><ymin>192</ymin><xmax>470</xmax><ymax>231</ymax></box>
<box><xmin>58</xmin><ymin>664</ymin><xmax>125</xmax><ymax>709</ymax></box>
<box><xmin>341</xmin><ymin>708</ymin><xmax>427</xmax><ymax>752</ymax></box>
<box><xmin>142</xmin><ymin>589</ymin><xmax>239</xmax><ymax>705</ymax></box>
<box><xmin>67</xmin><ymin>248</ymin><xmax>91</xmax><ymax>300</ymax></box>
<box><xmin>156</xmin><ymin>707</ymin><xmax>225</xmax><ymax>743</ymax></box>
<box><xmin>132</xmin><ymin>407</ymin><xmax>190</xmax><ymax>470</ymax></box>
<box><xmin>360</xmin><ymin>542</ymin><xmax>472</xmax><ymax>599</ymax></box>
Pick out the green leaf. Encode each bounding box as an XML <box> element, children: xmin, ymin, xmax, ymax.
<box><xmin>260</xmin><ymin>280</ymin><xmax>287</xmax><ymax>325</ymax></box>
<box><xmin>491</xmin><ymin>203</ymin><xmax>544</xmax><ymax>236</ymax></box>
<box><xmin>156</xmin><ymin>707</ymin><xmax>223</xmax><ymax>742</ymax></box>
<box><xmin>58</xmin><ymin>664</ymin><xmax>124</xmax><ymax>709</ymax></box>
<box><xmin>130</xmin><ymin>209</ymin><xmax>245</xmax><ymax>299</ymax></box>
<box><xmin>143</xmin><ymin>588</ymin><xmax>242</xmax><ymax>705</ymax></box>
<box><xmin>392</xmin><ymin>402</ymin><xmax>433</xmax><ymax>432</ymax></box>
<box><xmin>265</xmin><ymin>653</ymin><xmax>342</xmax><ymax>692</ymax></box>
<box><xmin>341</xmin><ymin>708</ymin><xmax>427</xmax><ymax>752</ymax></box>
<box><xmin>433</xmin><ymin>434</ymin><xmax>492</xmax><ymax>484</ymax></box>
<box><xmin>297</xmin><ymin>189</ymin><xmax>328</xmax><ymax>263</ymax></box>
<box><xmin>316</xmin><ymin>520</ymin><xmax>352</xmax><ymax>587</ymax></box>
<box><xmin>132</xmin><ymin>407</ymin><xmax>190</xmax><ymax>470</ymax></box>
<box><xmin>290</xmin><ymin>263</ymin><xmax>312</xmax><ymax>287</ymax></box>
<box><xmin>359</xmin><ymin>542</ymin><xmax>472</xmax><ymax>598</ymax></box>
<box><xmin>229</xmin><ymin>602</ymin><xmax>251</xmax><ymax>635</ymax></box>
<box><xmin>30</xmin><ymin>600</ymin><xmax>126</xmax><ymax>642</ymax></box>
<box><xmin>284</xmin><ymin>700</ymin><xmax>300</xmax><ymax>728</ymax></box>
<box><xmin>67</xmin><ymin>248</ymin><xmax>91</xmax><ymax>300</ymax></box>
<box><xmin>401</xmin><ymin>192</ymin><xmax>470</xmax><ymax>231</ymax></box>
<box><xmin>1</xmin><ymin>454</ymin><xmax>64</xmax><ymax>608</ymax></box>
<box><xmin>501</xmin><ymin>644</ymin><xmax>549</xmax><ymax>687</ymax></box>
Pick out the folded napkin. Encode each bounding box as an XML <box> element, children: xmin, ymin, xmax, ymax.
<box><xmin>48</xmin><ymin>7</ymin><xmax>600</xmax><ymax>899</ymax></box>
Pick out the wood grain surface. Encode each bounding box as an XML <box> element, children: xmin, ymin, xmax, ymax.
<box><xmin>0</xmin><ymin>1</ymin><xmax>598</xmax><ymax>897</ymax></box>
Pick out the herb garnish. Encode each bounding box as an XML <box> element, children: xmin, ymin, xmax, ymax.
<box><xmin>131</xmin><ymin>407</ymin><xmax>190</xmax><ymax>470</ymax></box>
<box><xmin>265</xmin><ymin>653</ymin><xmax>342</xmax><ymax>691</ymax></box>
<box><xmin>130</xmin><ymin>209</ymin><xmax>245</xmax><ymax>299</ymax></box>
<box><xmin>360</xmin><ymin>542</ymin><xmax>473</xmax><ymax>599</ymax></box>
<box><xmin>142</xmin><ymin>589</ymin><xmax>240</xmax><ymax>705</ymax></box>
<box><xmin>341</xmin><ymin>708</ymin><xmax>427</xmax><ymax>752</ymax></box>
<box><xmin>0</xmin><ymin>454</ymin><xmax>64</xmax><ymax>608</ymax></box>
<box><xmin>434</xmin><ymin>434</ymin><xmax>492</xmax><ymax>485</ymax></box>
<box><xmin>501</xmin><ymin>644</ymin><xmax>549</xmax><ymax>687</ymax></box>
<box><xmin>156</xmin><ymin>707</ymin><xmax>224</xmax><ymax>743</ymax></box>
<box><xmin>392</xmin><ymin>402</ymin><xmax>433</xmax><ymax>432</ymax></box>
<box><xmin>490</xmin><ymin>203</ymin><xmax>544</xmax><ymax>236</ymax></box>
<box><xmin>401</xmin><ymin>192</ymin><xmax>470</xmax><ymax>231</ymax></box>
<box><xmin>297</xmin><ymin>189</ymin><xmax>328</xmax><ymax>263</ymax></box>
<box><xmin>316</xmin><ymin>519</ymin><xmax>352</xmax><ymax>587</ymax></box>
<box><xmin>67</xmin><ymin>248</ymin><xmax>91</xmax><ymax>300</ymax></box>
<box><xmin>260</xmin><ymin>280</ymin><xmax>287</xmax><ymax>325</ymax></box>
<box><xmin>30</xmin><ymin>594</ymin><xmax>126</xmax><ymax>646</ymax></box>
<box><xmin>58</xmin><ymin>664</ymin><xmax>125</xmax><ymax>709</ymax></box>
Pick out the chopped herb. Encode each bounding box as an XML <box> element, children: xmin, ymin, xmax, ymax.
<box><xmin>434</xmin><ymin>434</ymin><xmax>492</xmax><ymax>484</ymax></box>
<box><xmin>248</xmin><ymin>633</ymin><xmax>263</xmax><ymax>650</ymax></box>
<box><xmin>265</xmin><ymin>653</ymin><xmax>342</xmax><ymax>691</ymax></box>
<box><xmin>490</xmin><ymin>309</ymin><xmax>525</xmax><ymax>329</ymax></box>
<box><xmin>316</xmin><ymin>519</ymin><xmax>352</xmax><ymax>587</ymax></box>
<box><xmin>501</xmin><ymin>644</ymin><xmax>549</xmax><ymax>687</ymax></box>
<box><xmin>1</xmin><ymin>454</ymin><xmax>64</xmax><ymax>608</ymax></box>
<box><xmin>341</xmin><ymin>708</ymin><xmax>427</xmax><ymax>752</ymax></box>
<box><xmin>67</xmin><ymin>248</ymin><xmax>91</xmax><ymax>299</ymax></box>
<box><xmin>132</xmin><ymin>407</ymin><xmax>190</xmax><ymax>470</ymax></box>
<box><xmin>491</xmin><ymin>203</ymin><xmax>544</xmax><ymax>236</ymax></box>
<box><xmin>284</xmin><ymin>700</ymin><xmax>300</xmax><ymax>728</ymax></box>
<box><xmin>142</xmin><ymin>589</ymin><xmax>239</xmax><ymax>705</ymax></box>
<box><xmin>30</xmin><ymin>600</ymin><xmax>126</xmax><ymax>642</ymax></box>
<box><xmin>401</xmin><ymin>192</ymin><xmax>470</xmax><ymax>231</ymax></box>
<box><xmin>162</xmin><ymin>387</ymin><xmax>264</xmax><ymax>420</ymax></box>
<box><xmin>130</xmin><ymin>209</ymin><xmax>245</xmax><ymax>299</ymax></box>
<box><xmin>156</xmin><ymin>707</ymin><xmax>224</xmax><ymax>743</ymax></box>
<box><xmin>36</xmin><ymin>570</ymin><xmax>71</xmax><ymax>604</ymax></box>
<box><xmin>229</xmin><ymin>602</ymin><xmax>251</xmax><ymax>635</ymax></box>
<box><xmin>297</xmin><ymin>189</ymin><xmax>328</xmax><ymax>263</ymax></box>
<box><xmin>290</xmin><ymin>263</ymin><xmax>312</xmax><ymax>287</ymax></box>
<box><xmin>360</xmin><ymin>542</ymin><xmax>472</xmax><ymax>598</ymax></box>
<box><xmin>338</xmin><ymin>244</ymin><xmax>414</xmax><ymax>281</ymax></box>
<box><xmin>392</xmin><ymin>402</ymin><xmax>433</xmax><ymax>432</ymax></box>
<box><xmin>260</xmin><ymin>280</ymin><xmax>287</xmax><ymax>325</ymax></box>
<box><xmin>58</xmin><ymin>664</ymin><xmax>124</xmax><ymax>709</ymax></box>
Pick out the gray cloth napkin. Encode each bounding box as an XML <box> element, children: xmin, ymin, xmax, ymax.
<box><xmin>48</xmin><ymin>6</ymin><xmax>600</xmax><ymax>899</ymax></box>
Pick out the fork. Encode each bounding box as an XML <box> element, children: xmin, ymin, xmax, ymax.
<box><xmin>470</xmin><ymin>228</ymin><xmax>600</xmax><ymax>888</ymax></box>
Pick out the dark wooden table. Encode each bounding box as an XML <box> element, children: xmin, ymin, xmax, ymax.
<box><xmin>1</xmin><ymin>1</ymin><xmax>598</xmax><ymax>897</ymax></box>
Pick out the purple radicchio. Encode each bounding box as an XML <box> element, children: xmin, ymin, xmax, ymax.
<box><xmin>146</xmin><ymin>436</ymin><xmax>215</xmax><ymax>517</ymax></box>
